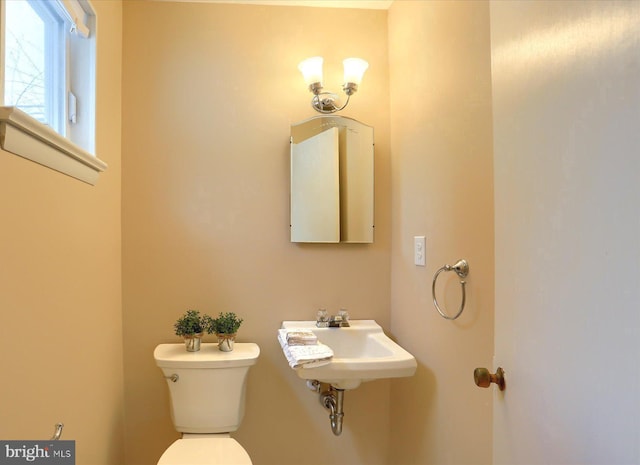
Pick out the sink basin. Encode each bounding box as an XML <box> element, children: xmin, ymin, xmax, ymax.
<box><xmin>280</xmin><ymin>319</ymin><xmax>417</xmax><ymax>389</ymax></box>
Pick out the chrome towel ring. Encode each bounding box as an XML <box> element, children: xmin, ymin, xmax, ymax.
<box><xmin>432</xmin><ymin>259</ymin><xmax>469</xmax><ymax>320</ymax></box>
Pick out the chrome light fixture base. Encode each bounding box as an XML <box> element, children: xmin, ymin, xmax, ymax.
<box><xmin>310</xmin><ymin>89</ymin><xmax>351</xmax><ymax>114</ymax></box>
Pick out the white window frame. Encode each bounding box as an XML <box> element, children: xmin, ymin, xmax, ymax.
<box><xmin>0</xmin><ymin>0</ymin><xmax>107</xmax><ymax>185</ymax></box>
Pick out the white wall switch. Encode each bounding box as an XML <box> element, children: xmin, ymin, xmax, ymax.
<box><xmin>414</xmin><ymin>236</ymin><xmax>426</xmax><ymax>266</ymax></box>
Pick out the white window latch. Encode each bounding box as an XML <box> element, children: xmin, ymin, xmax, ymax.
<box><xmin>68</xmin><ymin>91</ymin><xmax>77</xmax><ymax>124</ymax></box>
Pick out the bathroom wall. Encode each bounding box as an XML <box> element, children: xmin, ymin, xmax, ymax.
<box><xmin>121</xmin><ymin>2</ymin><xmax>391</xmax><ymax>464</ymax></box>
<box><xmin>387</xmin><ymin>2</ymin><xmax>495</xmax><ymax>464</ymax></box>
<box><xmin>0</xmin><ymin>2</ymin><xmax>124</xmax><ymax>464</ymax></box>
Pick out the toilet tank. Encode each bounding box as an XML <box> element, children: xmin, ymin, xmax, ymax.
<box><xmin>154</xmin><ymin>343</ymin><xmax>260</xmax><ymax>434</ymax></box>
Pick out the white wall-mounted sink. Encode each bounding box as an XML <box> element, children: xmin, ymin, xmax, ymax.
<box><xmin>280</xmin><ymin>319</ymin><xmax>417</xmax><ymax>389</ymax></box>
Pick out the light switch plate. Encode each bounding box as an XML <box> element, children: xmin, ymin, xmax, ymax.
<box><xmin>414</xmin><ymin>236</ymin><xmax>426</xmax><ymax>266</ymax></box>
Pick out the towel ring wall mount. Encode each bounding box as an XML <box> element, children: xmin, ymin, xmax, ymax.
<box><xmin>432</xmin><ymin>259</ymin><xmax>469</xmax><ymax>320</ymax></box>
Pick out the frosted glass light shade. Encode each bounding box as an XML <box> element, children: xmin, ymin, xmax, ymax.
<box><xmin>343</xmin><ymin>58</ymin><xmax>369</xmax><ymax>85</ymax></box>
<box><xmin>298</xmin><ymin>56</ymin><xmax>324</xmax><ymax>86</ymax></box>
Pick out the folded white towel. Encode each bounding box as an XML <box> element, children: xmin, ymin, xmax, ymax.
<box><xmin>278</xmin><ymin>329</ymin><xmax>333</xmax><ymax>369</ymax></box>
<box><xmin>279</xmin><ymin>329</ymin><xmax>318</xmax><ymax>346</ymax></box>
<box><xmin>281</xmin><ymin>344</ymin><xmax>334</xmax><ymax>369</ymax></box>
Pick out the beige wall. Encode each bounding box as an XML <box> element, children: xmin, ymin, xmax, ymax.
<box><xmin>3</xmin><ymin>1</ymin><xmax>635</xmax><ymax>464</ymax></box>
<box><xmin>121</xmin><ymin>3</ymin><xmax>391</xmax><ymax>464</ymax></box>
<box><xmin>0</xmin><ymin>2</ymin><xmax>124</xmax><ymax>464</ymax></box>
<box><xmin>388</xmin><ymin>2</ymin><xmax>495</xmax><ymax>464</ymax></box>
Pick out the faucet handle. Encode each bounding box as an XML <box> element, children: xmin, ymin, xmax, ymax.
<box><xmin>328</xmin><ymin>309</ymin><xmax>350</xmax><ymax>327</ymax></box>
<box><xmin>316</xmin><ymin>309</ymin><xmax>329</xmax><ymax>327</ymax></box>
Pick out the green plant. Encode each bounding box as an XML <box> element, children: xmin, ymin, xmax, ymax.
<box><xmin>174</xmin><ymin>310</ymin><xmax>214</xmax><ymax>337</ymax></box>
<box><xmin>212</xmin><ymin>312</ymin><xmax>243</xmax><ymax>335</ymax></box>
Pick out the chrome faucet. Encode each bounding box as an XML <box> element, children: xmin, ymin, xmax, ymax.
<box><xmin>316</xmin><ymin>309</ymin><xmax>350</xmax><ymax>328</ymax></box>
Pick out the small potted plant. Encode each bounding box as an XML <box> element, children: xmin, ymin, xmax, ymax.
<box><xmin>174</xmin><ymin>310</ymin><xmax>214</xmax><ymax>352</ymax></box>
<box><xmin>211</xmin><ymin>312</ymin><xmax>243</xmax><ymax>352</ymax></box>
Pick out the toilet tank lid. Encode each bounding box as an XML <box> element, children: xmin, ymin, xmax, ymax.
<box><xmin>154</xmin><ymin>343</ymin><xmax>260</xmax><ymax>368</ymax></box>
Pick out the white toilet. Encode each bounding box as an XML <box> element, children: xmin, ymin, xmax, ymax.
<box><xmin>154</xmin><ymin>342</ymin><xmax>260</xmax><ymax>465</ymax></box>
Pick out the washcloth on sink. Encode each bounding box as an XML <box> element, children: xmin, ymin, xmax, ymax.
<box><xmin>278</xmin><ymin>329</ymin><xmax>333</xmax><ymax>369</ymax></box>
<box><xmin>281</xmin><ymin>329</ymin><xmax>318</xmax><ymax>346</ymax></box>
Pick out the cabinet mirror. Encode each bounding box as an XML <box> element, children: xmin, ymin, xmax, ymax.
<box><xmin>290</xmin><ymin>115</ymin><xmax>374</xmax><ymax>243</ymax></box>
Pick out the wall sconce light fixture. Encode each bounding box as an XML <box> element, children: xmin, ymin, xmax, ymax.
<box><xmin>298</xmin><ymin>56</ymin><xmax>369</xmax><ymax>114</ymax></box>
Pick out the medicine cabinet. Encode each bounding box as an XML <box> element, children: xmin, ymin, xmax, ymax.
<box><xmin>290</xmin><ymin>115</ymin><xmax>374</xmax><ymax>243</ymax></box>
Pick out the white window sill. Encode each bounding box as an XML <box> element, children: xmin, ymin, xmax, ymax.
<box><xmin>0</xmin><ymin>106</ymin><xmax>107</xmax><ymax>185</ymax></box>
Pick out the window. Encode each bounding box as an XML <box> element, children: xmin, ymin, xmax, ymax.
<box><xmin>0</xmin><ymin>0</ymin><xmax>106</xmax><ymax>185</ymax></box>
<box><xmin>4</xmin><ymin>0</ymin><xmax>64</xmax><ymax>131</ymax></box>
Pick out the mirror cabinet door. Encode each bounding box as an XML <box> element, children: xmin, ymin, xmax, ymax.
<box><xmin>290</xmin><ymin>127</ymin><xmax>340</xmax><ymax>242</ymax></box>
<box><xmin>290</xmin><ymin>116</ymin><xmax>374</xmax><ymax>243</ymax></box>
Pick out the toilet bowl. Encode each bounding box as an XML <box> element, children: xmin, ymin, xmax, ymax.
<box><xmin>157</xmin><ymin>435</ymin><xmax>251</xmax><ymax>465</ymax></box>
<box><xmin>154</xmin><ymin>343</ymin><xmax>260</xmax><ymax>465</ymax></box>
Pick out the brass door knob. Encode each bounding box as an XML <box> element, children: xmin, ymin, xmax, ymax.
<box><xmin>474</xmin><ymin>367</ymin><xmax>505</xmax><ymax>391</ymax></box>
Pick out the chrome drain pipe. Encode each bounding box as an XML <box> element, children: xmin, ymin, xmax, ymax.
<box><xmin>319</xmin><ymin>384</ymin><xmax>345</xmax><ymax>436</ymax></box>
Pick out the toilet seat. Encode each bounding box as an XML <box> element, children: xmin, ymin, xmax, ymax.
<box><xmin>158</xmin><ymin>437</ymin><xmax>252</xmax><ymax>465</ymax></box>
